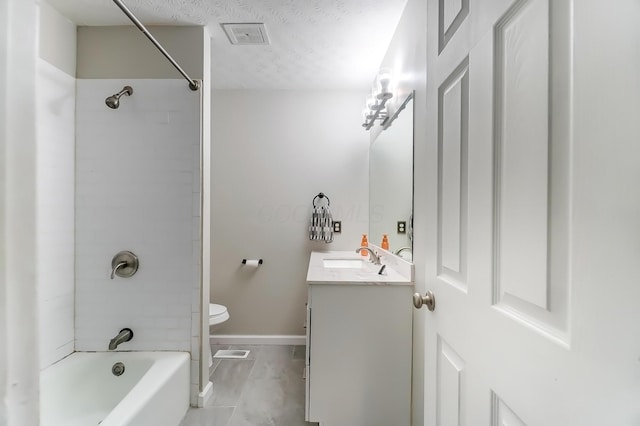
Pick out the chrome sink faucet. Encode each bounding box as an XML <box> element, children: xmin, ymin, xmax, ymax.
<box><xmin>355</xmin><ymin>247</ymin><xmax>382</xmax><ymax>265</ymax></box>
<box><xmin>109</xmin><ymin>328</ymin><xmax>133</xmax><ymax>350</ymax></box>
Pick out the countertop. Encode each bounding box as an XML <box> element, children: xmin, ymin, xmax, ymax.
<box><xmin>306</xmin><ymin>250</ymin><xmax>413</xmax><ymax>286</ymax></box>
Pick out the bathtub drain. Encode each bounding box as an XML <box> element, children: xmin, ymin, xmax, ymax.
<box><xmin>112</xmin><ymin>362</ymin><xmax>125</xmax><ymax>376</ymax></box>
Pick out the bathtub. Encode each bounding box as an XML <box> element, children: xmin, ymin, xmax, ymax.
<box><xmin>40</xmin><ymin>351</ymin><xmax>190</xmax><ymax>426</ymax></box>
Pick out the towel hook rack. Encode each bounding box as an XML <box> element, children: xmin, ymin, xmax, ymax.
<box><xmin>313</xmin><ymin>192</ymin><xmax>330</xmax><ymax>207</ymax></box>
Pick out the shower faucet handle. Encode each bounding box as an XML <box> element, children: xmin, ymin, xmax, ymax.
<box><xmin>110</xmin><ymin>251</ymin><xmax>139</xmax><ymax>279</ymax></box>
<box><xmin>110</xmin><ymin>261</ymin><xmax>128</xmax><ymax>279</ymax></box>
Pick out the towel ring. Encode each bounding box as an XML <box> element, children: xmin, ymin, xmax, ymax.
<box><xmin>313</xmin><ymin>192</ymin><xmax>330</xmax><ymax>207</ymax></box>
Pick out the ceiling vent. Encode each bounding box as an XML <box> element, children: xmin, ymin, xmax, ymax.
<box><xmin>221</xmin><ymin>23</ymin><xmax>270</xmax><ymax>45</ymax></box>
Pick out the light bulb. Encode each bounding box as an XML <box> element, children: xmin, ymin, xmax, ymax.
<box><xmin>376</xmin><ymin>69</ymin><xmax>393</xmax><ymax>100</ymax></box>
<box><xmin>379</xmin><ymin>72</ymin><xmax>392</xmax><ymax>92</ymax></box>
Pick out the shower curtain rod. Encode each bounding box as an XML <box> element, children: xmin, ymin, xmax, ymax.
<box><xmin>112</xmin><ymin>0</ymin><xmax>200</xmax><ymax>91</ymax></box>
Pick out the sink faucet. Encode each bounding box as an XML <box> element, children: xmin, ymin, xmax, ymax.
<box><xmin>109</xmin><ymin>328</ymin><xmax>133</xmax><ymax>350</ymax></box>
<box><xmin>355</xmin><ymin>247</ymin><xmax>382</xmax><ymax>265</ymax></box>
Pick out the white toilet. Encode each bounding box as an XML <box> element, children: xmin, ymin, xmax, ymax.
<box><xmin>209</xmin><ymin>303</ymin><xmax>229</xmax><ymax>367</ymax></box>
<box><xmin>209</xmin><ymin>303</ymin><xmax>229</xmax><ymax>326</ymax></box>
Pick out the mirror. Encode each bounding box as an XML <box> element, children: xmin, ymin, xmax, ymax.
<box><xmin>369</xmin><ymin>93</ymin><xmax>414</xmax><ymax>260</ymax></box>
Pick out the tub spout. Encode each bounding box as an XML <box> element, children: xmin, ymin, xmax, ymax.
<box><xmin>109</xmin><ymin>328</ymin><xmax>133</xmax><ymax>350</ymax></box>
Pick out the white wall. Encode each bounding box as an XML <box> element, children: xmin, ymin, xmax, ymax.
<box><xmin>211</xmin><ymin>90</ymin><xmax>369</xmax><ymax>335</ymax></box>
<box><xmin>36</xmin><ymin>58</ymin><xmax>76</xmax><ymax>369</ymax></box>
<box><xmin>1</xmin><ymin>0</ymin><xmax>40</xmax><ymax>423</ymax></box>
<box><xmin>36</xmin><ymin>1</ymin><xmax>77</xmax><ymax>370</ymax></box>
<box><xmin>74</xmin><ymin>78</ymin><xmax>201</xmax><ymax>401</ymax></box>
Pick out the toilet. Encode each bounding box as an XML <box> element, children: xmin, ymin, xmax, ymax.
<box><xmin>209</xmin><ymin>303</ymin><xmax>229</xmax><ymax>367</ymax></box>
<box><xmin>209</xmin><ymin>303</ymin><xmax>229</xmax><ymax>326</ymax></box>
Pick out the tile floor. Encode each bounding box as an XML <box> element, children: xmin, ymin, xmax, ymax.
<box><xmin>179</xmin><ymin>345</ymin><xmax>319</xmax><ymax>426</ymax></box>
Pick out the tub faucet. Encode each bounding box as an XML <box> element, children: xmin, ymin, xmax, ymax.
<box><xmin>109</xmin><ymin>328</ymin><xmax>133</xmax><ymax>350</ymax></box>
<box><xmin>355</xmin><ymin>247</ymin><xmax>382</xmax><ymax>265</ymax></box>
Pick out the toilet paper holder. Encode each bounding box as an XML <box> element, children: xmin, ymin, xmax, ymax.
<box><xmin>241</xmin><ymin>258</ymin><xmax>263</xmax><ymax>265</ymax></box>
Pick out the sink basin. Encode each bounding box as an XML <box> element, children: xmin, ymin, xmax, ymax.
<box><xmin>308</xmin><ymin>251</ymin><xmax>413</xmax><ymax>284</ymax></box>
<box><xmin>322</xmin><ymin>258</ymin><xmax>366</xmax><ymax>269</ymax></box>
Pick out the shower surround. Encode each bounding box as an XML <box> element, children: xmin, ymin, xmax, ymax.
<box><xmin>74</xmin><ymin>78</ymin><xmax>202</xmax><ymax>403</ymax></box>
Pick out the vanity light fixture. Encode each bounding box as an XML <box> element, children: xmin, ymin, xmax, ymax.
<box><xmin>382</xmin><ymin>90</ymin><xmax>415</xmax><ymax>130</ymax></box>
<box><xmin>362</xmin><ymin>69</ymin><xmax>394</xmax><ymax>130</ymax></box>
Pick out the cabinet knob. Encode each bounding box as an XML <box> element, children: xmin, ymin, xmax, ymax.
<box><xmin>413</xmin><ymin>291</ymin><xmax>435</xmax><ymax>311</ymax></box>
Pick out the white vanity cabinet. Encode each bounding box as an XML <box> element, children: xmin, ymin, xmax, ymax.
<box><xmin>305</xmin><ymin>251</ymin><xmax>413</xmax><ymax>426</ymax></box>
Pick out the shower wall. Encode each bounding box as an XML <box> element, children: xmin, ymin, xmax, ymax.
<box><xmin>74</xmin><ymin>78</ymin><xmax>201</xmax><ymax>389</ymax></box>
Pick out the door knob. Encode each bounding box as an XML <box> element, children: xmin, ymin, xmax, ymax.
<box><xmin>413</xmin><ymin>291</ymin><xmax>435</xmax><ymax>311</ymax></box>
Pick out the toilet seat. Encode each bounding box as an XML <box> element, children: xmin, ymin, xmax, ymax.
<box><xmin>209</xmin><ymin>303</ymin><xmax>229</xmax><ymax>326</ymax></box>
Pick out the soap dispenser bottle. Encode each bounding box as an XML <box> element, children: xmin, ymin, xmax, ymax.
<box><xmin>360</xmin><ymin>234</ymin><xmax>368</xmax><ymax>256</ymax></box>
<box><xmin>381</xmin><ymin>234</ymin><xmax>389</xmax><ymax>250</ymax></box>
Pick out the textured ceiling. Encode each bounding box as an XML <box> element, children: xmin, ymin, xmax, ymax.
<box><xmin>46</xmin><ymin>0</ymin><xmax>408</xmax><ymax>89</ymax></box>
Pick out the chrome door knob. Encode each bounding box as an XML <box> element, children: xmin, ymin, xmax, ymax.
<box><xmin>413</xmin><ymin>291</ymin><xmax>436</xmax><ymax>311</ymax></box>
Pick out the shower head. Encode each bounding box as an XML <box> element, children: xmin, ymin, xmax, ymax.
<box><xmin>105</xmin><ymin>85</ymin><xmax>133</xmax><ymax>109</ymax></box>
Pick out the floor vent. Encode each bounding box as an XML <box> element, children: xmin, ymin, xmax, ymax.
<box><xmin>213</xmin><ymin>349</ymin><xmax>251</xmax><ymax>359</ymax></box>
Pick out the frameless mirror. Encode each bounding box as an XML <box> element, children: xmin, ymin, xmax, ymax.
<box><xmin>369</xmin><ymin>94</ymin><xmax>414</xmax><ymax>260</ymax></box>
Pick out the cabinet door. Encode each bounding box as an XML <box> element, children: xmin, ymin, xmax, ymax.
<box><xmin>308</xmin><ymin>285</ymin><xmax>412</xmax><ymax>426</ymax></box>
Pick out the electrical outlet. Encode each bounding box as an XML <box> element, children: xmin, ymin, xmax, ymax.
<box><xmin>397</xmin><ymin>221</ymin><xmax>406</xmax><ymax>234</ymax></box>
<box><xmin>333</xmin><ymin>221</ymin><xmax>342</xmax><ymax>233</ymax></box>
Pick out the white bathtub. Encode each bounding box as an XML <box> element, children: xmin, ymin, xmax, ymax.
<box><xmin>40</xmin><ymin>351</ymin><xmax>190</xmax><ymax>426</ymax></box>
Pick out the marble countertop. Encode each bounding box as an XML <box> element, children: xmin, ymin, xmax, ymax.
<box><xmin>306</xmin><ymin>250</ymin><xmax>413</xmax><ymax>286</ymax></box>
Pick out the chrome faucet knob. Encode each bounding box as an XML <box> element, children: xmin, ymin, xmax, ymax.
<box><xmin>110</xmin><ymin>261</ymin><xmax>127</xmax><ymax>279</ymax></box>
<box><xmin>110</xmin><ymin>251</ymin><xmax>139</xmax><ymax>279</ymax></box>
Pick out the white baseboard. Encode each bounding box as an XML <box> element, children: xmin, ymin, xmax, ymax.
<box><xmin>209</xmin><ymin>334</ymin><xmax>306</xmax><ymax>346</ymax></box>
<box><xmin>197</xmin><ymin>381</ymin><xmax>213</xmax><ymax>408</ymax></box>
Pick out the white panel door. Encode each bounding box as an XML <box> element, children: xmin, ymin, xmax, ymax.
<box><xmin>421</xmin><ymin>0</ymin><xmax>640</xmax><ymax>424</ymax></box>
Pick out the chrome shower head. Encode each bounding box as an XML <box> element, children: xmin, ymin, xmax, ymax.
<box><xmin>105</xmin><ymin>85</ymin><xmax>133</xmax><ymax>109</ymax></box>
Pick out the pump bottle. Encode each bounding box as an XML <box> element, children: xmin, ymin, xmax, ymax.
<box><xmin>360</xmin><ymin>234</ymin><xmax>368</xmax><ymax>256</ymax></box>
<box><xmin>381</xmin><ymin>234</ymin><xmax>389</xmax><ymax>250</ymax></box>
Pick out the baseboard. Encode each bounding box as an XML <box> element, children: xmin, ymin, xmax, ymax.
<box><xmin>209</xmin><ymin>334</ymin><xmax>306</xmax><ymax>346</ymax></box>
<box><xmin>197</xmin><ymin>381</ymin><xmax>213</xmax><ymax>408</ymax></box>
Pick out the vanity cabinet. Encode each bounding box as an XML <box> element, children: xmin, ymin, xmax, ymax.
<box><xmin>305</xmin><ymin>283</ymin><xmax>412</xmax><ymax>426</ymax></box>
